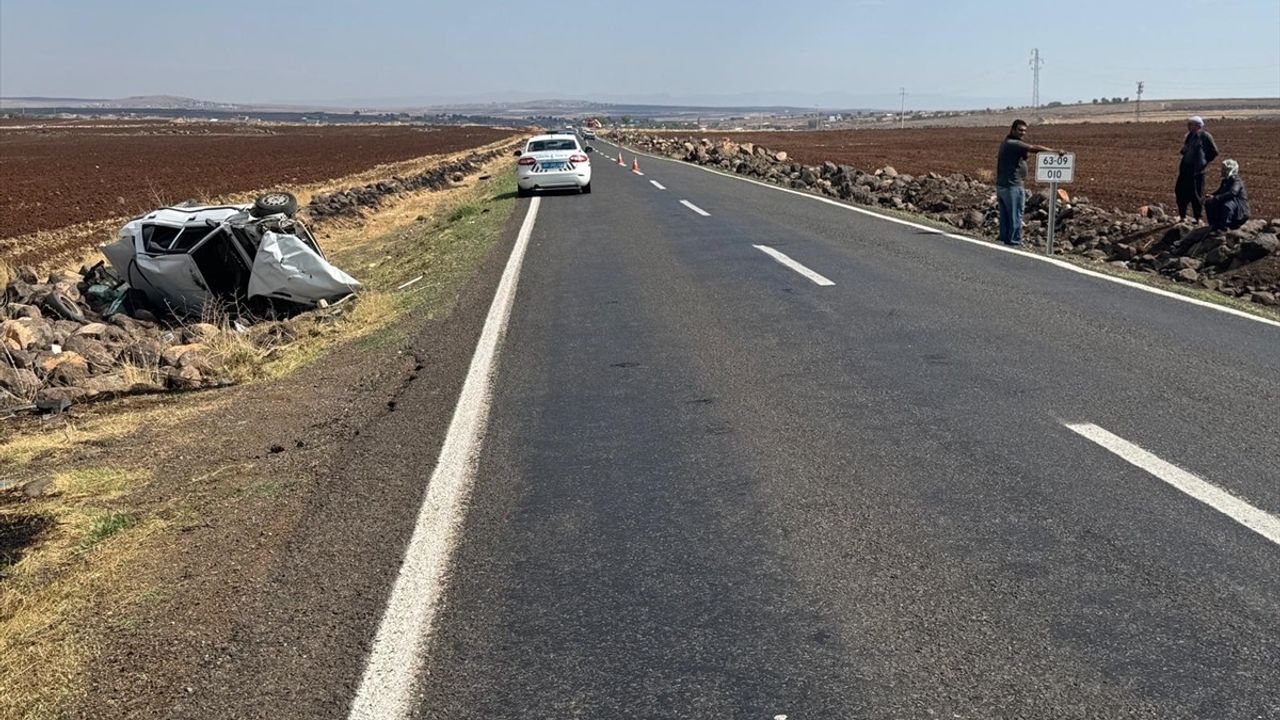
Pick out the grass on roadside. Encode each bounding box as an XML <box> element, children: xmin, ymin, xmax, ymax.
<box><xmin>0</xmin><ymin>466</ymin><xmax>159</xmax><ymax>720</ymax></box>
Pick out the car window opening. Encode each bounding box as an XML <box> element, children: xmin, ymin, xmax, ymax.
<box><xmin>528</xmin><ymin>140</ymin><xmax>578</xmax><ymax>152</ymax></box>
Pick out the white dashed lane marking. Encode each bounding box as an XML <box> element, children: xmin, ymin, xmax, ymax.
<box><xmin>752</xmin><ymin>244</ymin><xmax>835</xmax><ymax>286</ymax></box>
<box><xmin>1065</xmin><ymin>422</ymin><xmax>1280</xmax><ymax>547</ymax></box>
<box><xmin>680</xmin><ymin>200</ymin><xmax>710</xmax><ymax>216</ymax></box>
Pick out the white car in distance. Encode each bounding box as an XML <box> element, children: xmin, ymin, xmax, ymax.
<box><xmin>515</xmin><ymin>133</ymin><xmax>592</xmax><ymax>196</ymax></box>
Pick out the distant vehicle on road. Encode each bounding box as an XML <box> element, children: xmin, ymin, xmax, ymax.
<box><xmin>583</xmin><ymin>129</ymin><xmax>596</xmax><ymax>139</ymax></box>
<box><xmin>515</xmin><ymin>133</ymin><xmax>592</xmax><ymax>196</ymax></box>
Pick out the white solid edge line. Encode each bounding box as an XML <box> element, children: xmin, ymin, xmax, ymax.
<box><xmin>753</xmin><ymin>244</ymin><xmax>835</xmax><ymax>286</ymax></box>
<box><xmin>347</xmin><ymin>197</ymin><xmax>542</xmax><ymax>720</ymax></box>
<box><xmin>598</xmin><ymin>140</ymin><xmax>1280</xmax><ymax>329</ymax></box>
<box><xmin>650</xmin><ymin>180</ymin><xmax>667</xmax><ymax>190</ymax></box>
<box><xmin>1064</xmin><ymin>422</ymin><xmax>1280</xmax><ymax>547</ymax></box>
<box><xmin>680</xmin><ymin>199</ymin><xmax>711</xmax><ymax>216</ymax></box>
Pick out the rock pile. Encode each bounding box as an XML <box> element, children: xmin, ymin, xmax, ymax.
<box><xmin>306</xmin><ymin>144</ymin><xmax>518</xmax><ymax>220</ymax></box>
<box><xmin>615</xmin><ymin>134</ymin><xmax>1280</xmax><ymax>306</ymax></box>
<box><xmin>1</xmin><ymin>265</ymin><xmax>240</xmax><ymax>413</ymax></box>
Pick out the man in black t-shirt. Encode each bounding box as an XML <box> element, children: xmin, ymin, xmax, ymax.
<box><xmin>995</xmin><ymin>119</ymin><xmax>1064</xmax><ymax>247</ymax></box>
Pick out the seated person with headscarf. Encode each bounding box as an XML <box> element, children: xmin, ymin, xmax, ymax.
<box><xmin>1204</xmin><ymin>159</ymin><xmax>1250</xmax><ymax>231</ymax></box>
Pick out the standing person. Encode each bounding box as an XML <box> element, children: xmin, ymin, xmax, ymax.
<box><xmin>1204</xmin><ymin>159</ymin><xmax>1250</xmax><ymax>231</ymax></box>
<box><xmin>995</xmin><ymin>120</ymin><xmax>1065</xmax><ymax>247</ymax></box>
<box><xmin>1175</xmin><ymin>115</ymin><xmax>1219</xmax><ymax>223</ymax></box>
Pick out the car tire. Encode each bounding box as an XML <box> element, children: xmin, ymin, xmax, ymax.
<box><xmin>43</xmin><ymin>290</ymin><xmax>87</xmax><ymax>323</ymax></box>
<box><xmin>517</xmin><ymin>186</ymin><xmax>532</xmax><ymax>198</ymax></box>
<box><xmin>580</xmin><ymin>183</ymin><xmax>592</xmax><ymax>194</ymax></box>
<box><xmin>250</xmin><ymin>191</ymin><xmax>299</xmax><ymax>218</ymax></box>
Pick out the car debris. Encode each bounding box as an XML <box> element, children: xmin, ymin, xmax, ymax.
<box><xmin>0</xmin><ymin>191</ymin><xmax>364</xmax><ymax>415</ymax></box>
<box><xmin>100</xmin><ymin>192</ymin><xmax>359</xmax><ymax>316</ymax></box>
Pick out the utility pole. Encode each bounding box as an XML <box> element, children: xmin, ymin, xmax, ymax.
<box><xmin>1135</xmin><ymin>81</ymin><xmax>1145</xmax><ymax>122</ymax></box>
<box><xmin>899</xmin><ymin>87</ymin><xmax>906</xmax><ymax>129</ymax></box>
<box><xmin>1029</xmin><ymin>49</ymin><xmax>1044</xmax><ymax>111</ymax></box>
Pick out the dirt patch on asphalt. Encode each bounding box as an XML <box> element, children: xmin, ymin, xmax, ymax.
<box><xmin>660</xmin><ymin>119</ymin><xmax>1280</xmax><ymax>219</ymax></box>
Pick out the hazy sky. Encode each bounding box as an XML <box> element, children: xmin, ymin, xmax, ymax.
<box><xmin>2</xmin><ymin>0</ymin><xmax>1277</xmax><ymax>109</ymax></box>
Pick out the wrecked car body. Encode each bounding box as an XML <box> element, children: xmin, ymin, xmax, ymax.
<box><xmin>100</xmin><ymin>192</ymin><xmax>358</xmax><ymax>316</ymax></box>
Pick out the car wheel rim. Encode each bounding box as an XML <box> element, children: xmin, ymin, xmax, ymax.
<box><xmin>261</xmin><ymin>194</ymin><xmax>289</xmax><ymax>207</ymax></box>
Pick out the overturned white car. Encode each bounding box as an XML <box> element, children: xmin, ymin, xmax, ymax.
<box><xmin>101</xmin><ymin>192</ymin><xmax>358</xmax><ymax>316</ymax></box>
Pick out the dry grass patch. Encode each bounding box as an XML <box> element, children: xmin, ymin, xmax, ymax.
<box><xmin>1</xmin><ymin>465</ymin><xmax>160</xmax><ymax>720</ymax></box>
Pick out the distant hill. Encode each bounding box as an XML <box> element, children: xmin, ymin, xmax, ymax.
<box><xmin>0</xmin><ymin>95</ymin><xmax>309</xmax><ymax>111</ymax></box>
<box><xmin>0</xmin><ymin>94</ymin><xmax>866</xmax><ymax>120</ymax></box>
<box><xmin>3</xmin><ymin>95</ymin><xmax>1276</xmax><ymax>128</ymax></box>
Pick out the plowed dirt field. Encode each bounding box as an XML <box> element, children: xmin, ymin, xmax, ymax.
<box><xmin>0</xmin><ymin>122</ymin><xmax>518</xmax><ymax>239</ymax></box>
<box><xmin>662</xmin><ymin>119</ymin><xmax>1280</xmax><ymax>219</ymax></box>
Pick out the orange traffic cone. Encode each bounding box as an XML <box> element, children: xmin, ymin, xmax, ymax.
<box><xmin>617</xmin><ymin>151</ymin><xmax>625</xmax><ymax>165</ymax></box>
<box><xmin>631</xmin><ymin>158</ymin><xmax>642</xmax><ymax>174</ymax></box>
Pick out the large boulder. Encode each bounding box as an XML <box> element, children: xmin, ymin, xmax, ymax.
<box><xmin>160</xmin><ymin>342</ymin><xmax>207</xmax><ymax>367</ymax></box>
<box><xmin>182</xmin><ymin>322</ymin><xmax>221</xmax><ymax>344</ymax></box>
<box><xmin>39</xmin><ymin>351</ymin><xmax>90</xmax><ymax>386</ymax></box>
<box><xmin>1238</xmin><ymin>234</ymin><xmax>1278</xmax><ymax>263</ymax></box>
<box><xmin>63</xmin><ymin>335</ymin><xmax>116</xmax><ymax>372</ymax></box>
<box><xmin>0</xmin><ymin>366</ymin><xmax>40</xmax><ymax>400</ymax></box>
<box><xmin>1203</xmin><ymin>244</ymin><xmax>1237</xmax><ymax>268</ymax></box>
<box><xmin>79</xmin><ymin>372</ymin><xmax>134</xmax><ymax>398</ymax></box>
<box><xmin>164</xmin><ymin>365</ymin><xmax>205</xmax><ymax>390</ymax></box>
<box><xmin>1</xmin><ymin>319</ymin><xmax>37</xmax><ymax>351</ymax></box>
<box><xmin>2</xmin><ymin>303</ymin><xmax>42</xmax><ymax>321</ymax></box>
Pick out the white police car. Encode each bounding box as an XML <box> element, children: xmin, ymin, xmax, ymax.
<box><xmin>515</xmin><ymin>132</ymin><xmax>592</xmax><ymax>196</ymax></box>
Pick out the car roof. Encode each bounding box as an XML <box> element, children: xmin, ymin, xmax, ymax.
<box><xmin>527</xmin><ymin>133</ymin><xmax>580</xmax><ymax>142</ymax></box>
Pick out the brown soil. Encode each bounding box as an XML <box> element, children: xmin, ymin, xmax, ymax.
<box><xmin>0</xmin><ymin>122</ymin><xmax>516</xmax><ymax>239</ymax></box>
<box><xmin>661</xmin><ymin>119</ymin><xmax>1280</xmax><ymax>219</ymax></box>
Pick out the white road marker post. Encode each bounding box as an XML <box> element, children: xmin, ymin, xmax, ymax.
<box><xmin>1036</xmin><ymin>152</ymin><xmax>1074</xmax><ymax>256</ymax></box>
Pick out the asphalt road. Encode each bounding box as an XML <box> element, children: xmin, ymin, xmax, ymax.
<box><xmin>385</xmin><ymin>143</ymin><xmax>1280</xmax><ymax>719</ymax></box>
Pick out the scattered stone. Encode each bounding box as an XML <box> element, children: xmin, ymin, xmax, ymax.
<box><xmin>1</xmin><ymin>319</ymin><xmax>36</xmax><ymax>351</ymax></box>
<box><xmin>35</xmin><ymin>386</ymin><xmax>86</xmax><ymax>413</ymax></box>
<box><xmin>71</xmin><ymin>322</ymin><xmax>112</xmax><ymax>338</ymax></box>
<box><xmin>161</xmin><ymin>343</ymin><xmax>208</xmax><ymax>367</ymax></box>
<box><xmin>0</xmin><ymin>366</ymin><xmax>40</xmax><ymax>399</ymax></box>
<box><xmin>1239</xmin><ymin>234</ymin><xmax>1278</xmax><ymax>263</ymax></box>
<box><xmin>79</xmin><ymin>372</ymin><xmax>133</xmax><ymax>397</ymax></box>
<box><xmin>181</xmin><ymin>322</ymin><xmax>220</xmax><ymax>344</ymax></box>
